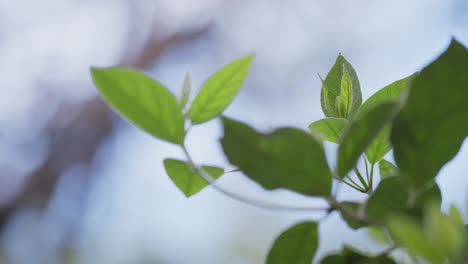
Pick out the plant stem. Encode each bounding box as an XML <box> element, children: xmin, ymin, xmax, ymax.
<box><xmin>364</xmin><ymin>158</ymin><xmax>370</xmax><ymax>183</ymax></box>
<box><xmin>181</xmin><ymin>144</ymin><xmax>330</xmax><ymax>212</ymax></box>
<box><xmin>354</xmin><ymin>168</ymin><xmax>369</xmax><ymax>190</ymax></box>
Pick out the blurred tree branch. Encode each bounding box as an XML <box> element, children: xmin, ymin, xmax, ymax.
<box><xmin>0</xmin><ymin>25</ymin><xmax>211</xmax><ymax>229</ymax></box>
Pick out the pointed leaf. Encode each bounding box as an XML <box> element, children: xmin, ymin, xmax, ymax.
<box><xmin>308</xmin><ymin>118</ymin><xmax>349</xmax><ymax>143</ymax></box>
<box><xmin>91</xmin><ymin>67</ymin><xmax>185</xmax><ymax>144</ymax></box>
<box><xmin>221</xmin><ymin>117</ymin><xmax>333</xmax><ymax>197</ymax></box>
<box><xmin>365</xmin><ymin>126</ymin><xmax>391</xmax><ymax>164</ymax></box>
<box><xmin>392</xmin><ymin>39</ymin><xmax>468</xmax><ymax>188</ymax></box>
<box><xmin>267</xmin><ymin>222</ymin><xmax>318</xmax><ymax>264</ymax></box>
<box><xmin>378</xmin><ymin>159</ymin><xmax>398</xmax><ymax>179</ymax></box>
<box><xmin>189</xmin><ymin>55</ymin><xmax>254</xmax><ymax>124</ymax></box>
<box><xmin>179</xmin><ymin>68</ymin><xmax>192</xmax><ymax>110</ymax></box>
<box><xmin>359</xmin><ymin>73</ymin><xmax>417</xmax><ymax>115</ymax></box>
<box><xmin>163</xmin><ymin>159</ymin><xmax>224</xmax><ymax>197</ymax></box>
<box><xmin>449</xmin><ymin>204</ymin><xmax>465</xmax><ymax>227</ymax></box>
<box><xmin>320</xmin><ymin>54</ymin><xmax>362</xmax><ymax>118</ymax></box>
<box><xmin>337</xmin><ymin>102</ymin><xmax>397</xmax><ymax>177</ymax></box>
<box><xmin>339</xmin><ymin>67</ymin><xmax>353</xmax><ymax>117</ymax></box>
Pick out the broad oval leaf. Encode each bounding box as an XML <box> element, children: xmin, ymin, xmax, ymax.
<box><xmin>91</xmin><ymin>67</ymin><xmax>185</xmax><ymax>144</ymax></box>
<box><xmin>189</xmin><ymin>55</ymin><xmax>254</xmax><ymax>124</ymax></box>
<box><xmin>320</xmin><ymin>54</ymin><xmax>362</xmax><ymax>119</ymax></box>
<box><xmin>221</xmin><ymin>117</ymin><xmax>333</xmax><ymax>197</ymax></box>
<box><xmin>308</xmin><ymin>118</ymin><xmax>349</xmax><ymax>143</ymax></box>
<box><xmin>378</xmin><ymin>159</ymin><xmax>398</xmax><ymax>179</ymax></box>
<box><xmin>391</xmin><ymin>39</ymin><xmax>468</xmax><ymax>188</ymax></box>
<box><xmin>337</xmin><ymin>102</ymin><xmax>397</xmax><ymax>177</ymax></box>
<box><xmin>163</xmin><ymin>159</ymin><xmax>224</xmax><ymax>197</ymax></box>
<box><xmin>267</xmin><ymin>221</ymin><xmax>318</xmax><ymax>264</ymax></box>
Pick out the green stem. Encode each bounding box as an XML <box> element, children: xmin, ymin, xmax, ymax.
<box><xmin>364</xmin><ymin>158</ymin><xmax>370</xmax><ymax>183</ymax></box>
<box><xmin>354</xmin><ymin>168</ymin><xmax>369</xmax><ymax>190</ymax></box>
<box><xmin>181</xmin><ymin>144</ymin><xmax>330</xmax><ymax>212</ymax></box>
<box><xmin>344</xmin><ymin>175</ymin><xmax>367</xmax><ymax>192</ymax></box>
<box><xmin>369</xmin><ymin>163</ymin><xmax>375</xmax><ymax>190</ymax></box>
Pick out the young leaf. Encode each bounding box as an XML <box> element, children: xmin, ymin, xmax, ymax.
<box><xmin>163</xmin><ymin>159</ymin><xmax>224</xmax><ymax>197</ymax></box>
<box><xmin>378</xmin><ymin>159</ymin><xmax>397</xmax><ymax>179</ymax></box>
<box><xmin>91</xmin><ymin>67</ymin><xmax>185</xmax><ymax>145</ymax></box>
<box><xmin>179</xmin><ymin>68</ymin><xmax>192</xmax><ymax>110</ymax></box>
<box><xmin>189</xmin><ymin>55</ymin><xmax>254</xmax><ymax>124</ymax></box>
<box><xmin>392</xmin><ymin>39</ymin><xmax>468</xmax><ymax>188</ymax></box>
<box><xmin>320</xmin><ymin>54</ymin><xmax>362</xmax><ymax>119</ymax></box>
<box><xmin>266</xmin><ymin>222</ymin><xmax>318</xmax><ymax>264</ymax></box>
<box><xmin>221</xmin><ymin>117</ymin><xmax>333</xmax><ymax>197</ymax></box>
<box><xmin>338</xmin><ymin>67</ymin><xmax>353</xmax><ymax>117</ymax></box>
<box><xmin>337</xmin><ymin>102</ymin><xmax>397</xmax><ymax>177</ymax></box>
<box><xmin>308</xmin><ymin>118</ymin><xmax>349</xmax><ymax>143</ymax></box>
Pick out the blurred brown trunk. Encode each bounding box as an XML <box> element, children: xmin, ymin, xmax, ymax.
<box><xmin>0</xmin><ymin>26</ymin><xmax>210</xmax><ymax>229</ymax></box>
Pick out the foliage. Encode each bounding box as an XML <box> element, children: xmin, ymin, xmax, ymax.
<box><xmin>91</xmin><ymin>39</ymin><xmax>468</xmax><ymax>263</ymax></box>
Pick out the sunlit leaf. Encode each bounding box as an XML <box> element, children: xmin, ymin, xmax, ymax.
<box><xmin>163</xmin><ymin>159</ymin><xmax>224</xmax><ymax>197</ymax></box>
<box><xmin>221</xmin><ymin>117</ymin><xmax>333</xmax><ymax>197</ymax></box>
<box><xmin>308</xmin><ymin>118</ymin><xmax>349</xmax><ymax>143</ymax></box>
<box><xmin>378</xmin><ymin>159</ymin><xmax>398</xmax><ymax>179</ymax></box>
<box><xmin>91</xmin><ymin>67</ymin><xmax>185</xmax><ymax>144</ymax></box>
<box><xmin>267</xmin><ymin>222</ymin><xmax>318</xmax><ymax>264</ymax></box>
<box><xmin>320</xmin><ymin>54</ymin><xmax>362</xmax><ymax>118</ymax></box>
<box><xmin>189</xmin><ymin>55</ymin><xmax>254</xmax><ymax>124</ymax></box>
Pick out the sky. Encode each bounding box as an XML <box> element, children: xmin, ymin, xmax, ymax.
<box><xmin>0</xmin><ymin>0</ymin><xmax>467</xmax><ymax>263</ymax></box>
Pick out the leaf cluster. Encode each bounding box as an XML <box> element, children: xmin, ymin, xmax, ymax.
<box><xmin>91</xmin><ymin>39</ymin><xmax>468</xmax><ymax>263</ymax></box>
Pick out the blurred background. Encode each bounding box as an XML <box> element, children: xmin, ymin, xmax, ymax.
<box><xmin>0</xmin><ymin>0</ymin><xmax>467</xmax><ymax>263</ymax></box>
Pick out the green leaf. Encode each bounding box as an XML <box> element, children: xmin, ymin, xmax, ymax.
<box><xmin>378</xmin><ymin>159</ymin><xmax>398</xmax><ymax>179</ymax></box>
<box><xmin>365</xmin><ymin>126</ymin><xmax>391</xmax><ymax>164</ymax></box>
<box><xmin>221</xmin><ymin>117</ymin><xmax>333</xmax><ymax>197</ymax></box>
<box><xmin>189</xmin><ymin>55</ymin><xmax>254</xmax><ymax>124</ymax></box>
<box><xmin>320</xmin><ymin>54</ymin><xmax>362</xmax><ymax>119</ymax></box>
<box><xmin>266</xmin><ymin>222</ymin><xmax>318</xmax><ymax>264</ymax></box>
<box><xmin>91</xmin><ymin>67</ymin><xmax>185</xmax><ymax>145</ymax></box>
<box><xmin>367</xmin><ymin>226</ymin><xmax>391</xmax><ymax>245</ymax></box>
<box><xmin>163</xmin><ymin>159</ymin><xmax>224</xmax><ymax>197</ymax></box>
<box><xmin>359</xmin><ymin>73</ymin><xmax>417</xmax><ymax>115</ymax></box>
<box><xmin>449</xmin><ymin>204</ymin><xmax>465</xmax><ymax>227</ymax></box>
<box><xmin>320</xmin><ymin>246</ymin><xmax>396</xmax><ymax>264</ymax></box>
<box><xmin>424</xmin><ymin>204</ymin><xmax>465</xmax><ymax>259</ymax></box>
<box><xmin>391</xmin><ymin>39</ymin><xmax>468</xmax><ymax>188</ymax></box>
<box><xmin>179</xmin><ymin>68</ymin><xmax>192</xmax><ymax>110</ymax></box>
<box><xmin>361</xmin><ymin>74</ymin><xmax>417</xmax><ymax>163</ymax></box>
<box><xmin>365</xmin><ymin>177</ymin><xmax>409</xmax><ymax>223</ymax></box>
<box><xmin>387</xmin><ymin>214</ymin><xmax>440</xmax><ymax>262</ymax></box>
<box><xmin>339</xmin><ymin>67</ymin><xmax>353</xmax><ymax>116</ymax></box>
<box><xmin>337</xmin><ymin>102</ymin><xmax>397</xmax><ymax>177</ymax></box>
<box><xmin>308</xmin><ymin>118</ymin><xmax>349</xmax><ymax>143</ymax></box>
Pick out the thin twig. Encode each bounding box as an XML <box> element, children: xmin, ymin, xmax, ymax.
<box><xmin>181</xmin><ymin>145</ymin><xmax>330</xmax><ymax>212</ymax></box>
